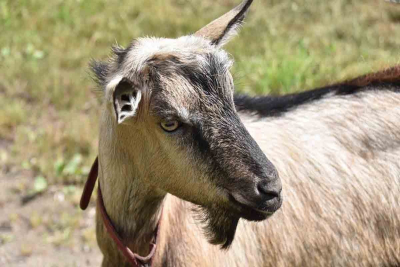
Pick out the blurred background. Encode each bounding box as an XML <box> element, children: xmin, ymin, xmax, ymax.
<box><xmin>0</xmin><ymin>0</ymin><xmax>399</xmax><ymax>266</ymax></box>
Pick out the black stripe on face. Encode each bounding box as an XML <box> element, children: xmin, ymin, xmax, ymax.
<box><xmin>191</xmin><ymin>123</ymin><xmax>212</xmax><ymax>156</ymax></box>
<box><xmin>187</xmin><ymin>110</ymin><xmax>272</xmax><ymax>189</ymax></box>
<box><xmin>186</xmin><ymin>121</ymin><xmax>233</xmax><ymax>188</ymax></box>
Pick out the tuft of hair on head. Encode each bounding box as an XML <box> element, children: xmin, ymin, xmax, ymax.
<box><xmin>195</xmin><ymin>0</ymin><xmax>254</xmax><ymax>47</ymax></box>
<box><xmin>89</xmin><ymin>59</ymin><xmax>110</xmax><ymax>89</ymax></box>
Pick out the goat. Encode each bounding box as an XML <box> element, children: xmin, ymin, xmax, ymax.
<box><xmin>88</xmin><ymin>0</ymin><xmax>400</xmax><ymax>266</ymax></box>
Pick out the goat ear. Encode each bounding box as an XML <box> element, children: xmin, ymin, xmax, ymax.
<box><xmin>195</xmin><ymin>0</ymin><xmax>253</xmax><ymax>47</ymax></box>
<box><xmin>109</xmin><ymin>77</ymin><xmax>142</xmax><ymax>124</ymax></box>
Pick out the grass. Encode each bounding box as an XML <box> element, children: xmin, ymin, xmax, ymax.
<box><xmin>1</xmin><ymin>0</ymin><xmax>399</xmax><ymax>185</ymax></box>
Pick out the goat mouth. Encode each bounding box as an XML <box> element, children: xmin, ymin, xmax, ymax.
<box><xmin>228</xmin><ymin>194</ymin><xmax>276</xmax><ymax>221</ymax></box>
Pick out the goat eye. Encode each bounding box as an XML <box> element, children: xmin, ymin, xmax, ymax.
<box><xmin>160</xmin><ymin>120</ymin><xmax>181</xmax><ymax>132</ymax></box>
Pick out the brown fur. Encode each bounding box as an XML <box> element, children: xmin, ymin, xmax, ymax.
<box><xmin>344</xmin><ymin>65</ymin><xmax>400</xmax><ymax>87</ymax></box>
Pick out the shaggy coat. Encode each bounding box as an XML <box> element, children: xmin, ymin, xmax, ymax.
<box><xmin>153</xmin><ymin>70</ymin><xmax>400</xmax><ymax>267</ymax></box>
<box><xmin>90</xmin><ymin>0</ymin><xmax>400</xmax><ymax>266</ymax></box>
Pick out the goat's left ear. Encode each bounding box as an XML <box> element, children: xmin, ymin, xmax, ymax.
<box><xmin>107</xmin><ymin>76</ymin><xmax>142</xmax><ymax>124</ymax></box>
<box><xmin>195</xmin><ymin>0</ymin><xmax>253</xmax><ymax>47</ymax></box>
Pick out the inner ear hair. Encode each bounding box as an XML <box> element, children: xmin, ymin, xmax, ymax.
<box><xmin>113</xmin><ymin>78</ymin><xmax>142</xmax><ymax>124</ymax></box>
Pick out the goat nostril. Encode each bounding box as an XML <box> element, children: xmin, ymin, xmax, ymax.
<box><xmin>257</xmin><ymin>183</ymin><xmax>280</xmax><ymax>201</ymax></box>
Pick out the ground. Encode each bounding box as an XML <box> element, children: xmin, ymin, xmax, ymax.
<box><xmin>0</xmin><ymin>161</ymin><xmax>101</xmax><ymax>266</ymax></box>
<box><xmin>0</xmin><ymin>0</ymin><xmax>399</xmax><ymax>266</ymax></box>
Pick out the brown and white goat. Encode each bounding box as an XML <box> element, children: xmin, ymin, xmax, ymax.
<box><xmin>89</xmin><ymin>0</ymin><xmax>400</xmax><ymax>266</ymax></box>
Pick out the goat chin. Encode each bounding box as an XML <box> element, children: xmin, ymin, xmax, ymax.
<box><xmin>192</xmin><ymin>205</ymin><xmax>240</xmax><ymax>249</ymax></box>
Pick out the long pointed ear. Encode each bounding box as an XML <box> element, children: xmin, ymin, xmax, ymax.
<box><xmin>195</xmin><ymin>0</ymin><xmax>253</xmax><ymax>47</ymax></box>
<box><xmin>106</xmin><ymin>76</ymin><xmax>142</xmax><ymax>124</ymax></box>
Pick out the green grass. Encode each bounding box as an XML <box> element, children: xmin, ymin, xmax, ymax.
<box><xmin>1</xmin><ymin>0</ymin><xmax>399</xmax><ymax>185</ymax></box>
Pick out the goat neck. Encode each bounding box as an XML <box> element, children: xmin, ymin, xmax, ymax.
<box><xmin>97</xmin><ymin>113</ymin><xmax>166</xmax><ymax>259</ymax></box>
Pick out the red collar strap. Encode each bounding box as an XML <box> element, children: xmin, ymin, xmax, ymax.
<box><xmin>80</xmin><ymin>157</ymin><xmax>160</xmax><ymax>267</ymax></box>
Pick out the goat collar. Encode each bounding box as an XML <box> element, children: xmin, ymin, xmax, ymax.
<box><xmin>80</xmin><ymin>157</ymin><xmax>161</xmax><ymax>267</ymax></box>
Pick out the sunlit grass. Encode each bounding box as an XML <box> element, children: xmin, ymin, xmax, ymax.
<box><xmin>1</xmin><ymin>0</ymin><xmax>399</xmax><ymax>185</ymax></box>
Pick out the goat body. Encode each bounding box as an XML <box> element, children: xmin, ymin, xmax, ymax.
<box><xmin>91</xmin><ymin>0</ymin><xmax>400</xmax><ymax>266</ymax></box>
<box><xmin>97</xmin><ymin>75</ymin><xmax>400</xmax><ymax>267</ymax></box>
<box><xmin>164</xmin><ymin>92</ymin><xmax>400</xmax><ymax>267</ymax></box>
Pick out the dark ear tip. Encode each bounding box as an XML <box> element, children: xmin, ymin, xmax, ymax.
<box><xmin>236</xmin><ymin>0</ymin><xmax>254</xmax><ymax>13</ymax></box>
<box><xmin>195</xmin><ymin>0</ymin><xmax>254</xmax><ymax>46</ymax></box>
<box><xmin>235</xmin><ymin>0</ymin><xmax>254</xmax><ymax>20</ymax></box>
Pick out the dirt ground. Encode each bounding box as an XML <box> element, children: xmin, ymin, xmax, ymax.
<box><xmin>0</xmin><ymin>168</ymin><xmax>102</xmax><ymax>266</ymax></box>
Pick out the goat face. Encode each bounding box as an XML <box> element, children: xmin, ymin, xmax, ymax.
<box><xmin>93</xmin><ymin>0</ymin><xmax>282</xmax><ymax>248</ymax></box>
